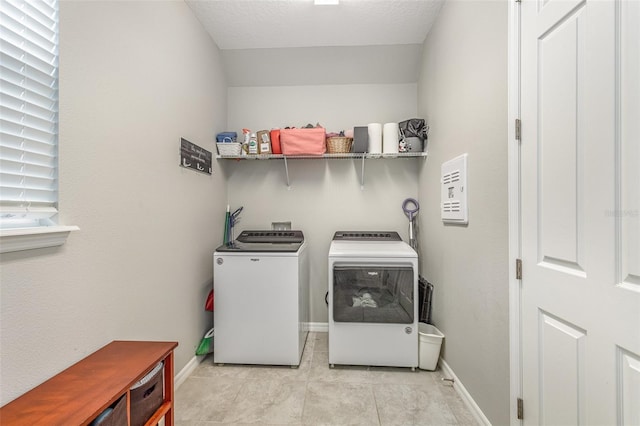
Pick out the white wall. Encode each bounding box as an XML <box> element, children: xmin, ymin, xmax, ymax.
<box><xmin>225</xmin><ymin>84</ymin><xmax>420</xmax><ymax>322</ymax></box>
<box><xmin>0</xmin><ymin>1</ymin><xmax>227</xmax><ymax>405</ymax></box>
<box><xmin>417</xmin><ymin>1</ymin><xmax>510</xmax><ymax>425</ymax></box>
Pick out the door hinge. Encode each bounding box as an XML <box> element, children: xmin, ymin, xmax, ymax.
<box><xmin>517</xmin><ymin>398</ymin><xmax>524</xmax><ymax>420</ymax></box>
<box><xmin>516</xmin><ymin>258</ymin><xmax>523</xmax><ymax>280</ymax></box>
<box><xmin>515</xmin><ymin>119</ymin><xmax>521</xmax><ymax>141</ymax></box>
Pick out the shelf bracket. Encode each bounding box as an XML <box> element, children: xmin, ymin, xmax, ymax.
<box><xmin>360</xmin><ymin>154</ymin><xmax>366</xmax><ymax>189</ymax></box>
<box><xmin>283</xmin><ymin>156</ymin><xmax>291</xmax><ymax>189</ymax></box>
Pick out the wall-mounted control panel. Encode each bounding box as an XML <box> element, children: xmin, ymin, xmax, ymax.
<box><xmin>441</xmin><ymin>153</ymin><xmax>468</xmax><ymax>224</ymax></box>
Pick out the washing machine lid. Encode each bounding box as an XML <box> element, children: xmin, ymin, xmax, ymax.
<box><xmin>329</xmin><ymin>231</ymin><xmax>416</xmax><ymax>258</ymax></box>
<box><xmin>215</xmin><ymin>230</ymin><xmax>304</xmax><ymax>252</ymax></box>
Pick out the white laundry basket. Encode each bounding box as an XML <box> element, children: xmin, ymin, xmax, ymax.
<box><xmin>418</xmin><ymin>322</ymin><xmax>444</xmax><ymax>371</ymax></box>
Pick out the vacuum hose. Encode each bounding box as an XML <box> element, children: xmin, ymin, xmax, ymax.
<box><xmin>402</xmin><ymin>198</ymin><xmax>420</xmax><ymax>251</ymax></box>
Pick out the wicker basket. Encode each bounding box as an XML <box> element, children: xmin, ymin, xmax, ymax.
<box><xmin>217</xmin><ymin>142</ymin><xmax>242</xmax><ymax>156</ymax></box>
<box><xmin>326</xmin><ymin>137</ymin><xmax>353</xmax><ymax>154</ymax></box>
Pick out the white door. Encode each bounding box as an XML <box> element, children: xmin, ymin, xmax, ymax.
<box><xmin>521</xmin><ymin>0</ymin><xmax>640</xmax><ymax>424</ymax></box>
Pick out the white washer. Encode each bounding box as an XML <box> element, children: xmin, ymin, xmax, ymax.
<box><xmin>214</xmin><ymin>230</ymin><xmax>309</xmax><ymax>366</ymax></box>
<box><xmin>328</xmin><ymin>231</ymin><xmax>418</xmax><ymax>368</ymax></box>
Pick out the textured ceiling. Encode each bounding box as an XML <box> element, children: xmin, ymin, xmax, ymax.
<box><xmin>185</xmin><ymin>0</ymin><xmax>444</xmax><ymax>86</ymax></box>
<box><xmin>186</xmin><ymin>0</ymin><xmax>444</xmax><ymax>50</ymax></box>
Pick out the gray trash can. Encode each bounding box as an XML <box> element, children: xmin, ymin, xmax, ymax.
<box><xmin>418</xmin><ymin>322</ymin><xmax>444</xmax><ymax>371</ymax></box>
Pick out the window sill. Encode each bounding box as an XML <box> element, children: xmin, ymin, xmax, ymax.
<box><xmin>0</xmin><ymin>225</ymin><xmax>80</xmax><ymax>254</ymax></box>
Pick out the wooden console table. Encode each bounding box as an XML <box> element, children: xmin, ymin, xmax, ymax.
<box><xmin>0</xmin><ymin>340</ymin><xmax>178</xmax><ymax>425</ymax></box>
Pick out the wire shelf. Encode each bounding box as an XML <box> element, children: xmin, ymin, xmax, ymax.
<box><xmin>216</xmin><ymin>152</ymin><xmax>428</xmax><ymax>160</ymax></box>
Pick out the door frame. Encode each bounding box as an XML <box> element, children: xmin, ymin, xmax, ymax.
<box><xmin>507</xmin><ymin>0</ymin><xmax>522</xmax><ymax>425</ymax></box>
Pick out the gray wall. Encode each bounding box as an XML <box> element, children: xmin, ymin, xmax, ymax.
<box><xmin>221</xmin><ymin>45</ymin><xmax>424</xmax><ymax>86</ymax></box>
<box><xmin>417</xmin><ymin>1</ymin><xmax>510</xmax><ymax>424</ymax></box>
<box><xmin>0</xmin><ymin>1</ymin><xmax>227</xmax><ymax>405</ymax></box>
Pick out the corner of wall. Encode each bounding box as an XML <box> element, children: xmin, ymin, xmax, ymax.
<box><xmin>415</xmin><ymin>1</ymin><xmax>510</xmax><ymax>425</ymax></box>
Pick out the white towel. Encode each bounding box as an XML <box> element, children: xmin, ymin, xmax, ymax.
<box><xmin>352</xmin><ymin>292</ymin><xmax>377</xmax><ymax>308</ymax></box>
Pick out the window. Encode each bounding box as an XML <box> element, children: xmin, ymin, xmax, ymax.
<box><xmin>1</xmin><ymin>0</ymin><xmax>77</xmax><ymax>252</ymax></box>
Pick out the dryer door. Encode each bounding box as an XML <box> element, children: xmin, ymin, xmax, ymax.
<box><xmin>332</xmin><ymin>265</ymin><xmax>414</xmax><ymax>324</ymax></box>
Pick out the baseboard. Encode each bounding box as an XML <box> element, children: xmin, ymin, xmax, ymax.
<box><xmin>440</xmin><ymin>358</ymin><xmax>491</xmax><ymax>426</ymax></box>
<box><xmin>174</xmin><ymin>355</ymin><xmax>204</xmax><ymax>389</ymax></box>
<box><xmin>308</xmin><ymin>322</ymin><xmax>328</xmax><ymax>332</ymax></box>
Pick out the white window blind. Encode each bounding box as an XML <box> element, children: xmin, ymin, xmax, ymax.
<box><xmin>1</xmin><ymin>0</ymin><xmax>59</xmax><ymax>229</ymax></box>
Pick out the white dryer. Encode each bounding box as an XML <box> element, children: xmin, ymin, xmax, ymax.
<box><xmin>214</xmin><ymin>230</ymin><xmax>309</xmax><ymax>366</ymax></box>
<box><xmin>328</xmin><ymin>231</ymin><xmax>418</xmax><ymax>369</ymax></box>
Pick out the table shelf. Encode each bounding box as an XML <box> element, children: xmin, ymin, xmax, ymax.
<box><xmin>0</xmin><ymin>340</ymin><xmax>178</xmax><ymax>426</ymax></box>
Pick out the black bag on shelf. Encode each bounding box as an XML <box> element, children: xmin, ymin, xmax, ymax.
<box><xmin>399</xmin><ymin>118</ymin><xmax>429</xmax><ymax>152</ymax></box>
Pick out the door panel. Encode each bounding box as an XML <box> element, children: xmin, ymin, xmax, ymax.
<box><xmin>539</xmin><ymin>311</ymin><xmax>586</xmax><ymax>426</ymax></box>
<box><xmin>538</xmin><ymin>3</ymin><xmax>585</xmax><ymax>273</ymax></box>
<box><xmin>619</xmin><ymin>0</ymin><xmax>640</xmax><ymax>291</ymax></box>
<box><xmin>521</xmin><ymin>0</ymin><xmax>640</xmax><ymax>424</ymax></box>
<box><xmin>618</xmin><ymin>347</ymin><xmax>640</xmax><ymax>425</ymax></box>
<box><xmin>616</xmin><ymin>2</ymin><xmax>640</xmax><ymax>423</ymax></box>
<box><xmin>536</xmin><ymin>0</ymin><xmax>582</xmax><ymax>33</ymax></box>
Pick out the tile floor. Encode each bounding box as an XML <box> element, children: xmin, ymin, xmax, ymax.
<box><xmin>174</xmin><ymin>332</ymin><xmax>477</xmax><ymax>425</ymax></box>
